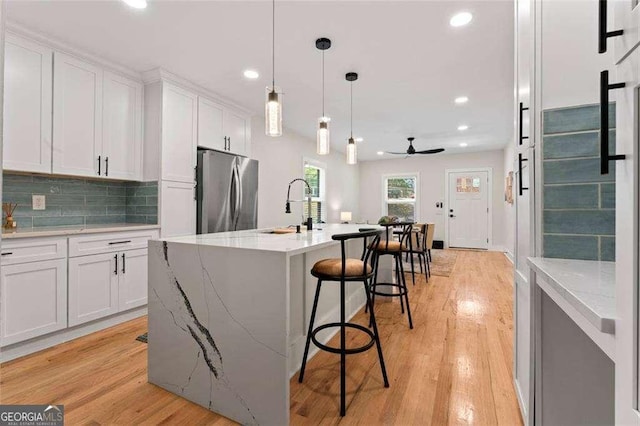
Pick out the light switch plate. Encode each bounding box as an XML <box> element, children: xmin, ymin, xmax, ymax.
<box><xmin>32</xmin><ymin>195</ymin><xmax>46</xmax><ymax>210</ymax></box>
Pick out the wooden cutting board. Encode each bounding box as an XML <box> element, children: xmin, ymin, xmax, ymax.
<box><xmin>272</xmin><ymin>228</ymin><xmax>297</xmax><ymax>234</ymax></box>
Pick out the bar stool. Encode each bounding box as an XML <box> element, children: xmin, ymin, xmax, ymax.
<box><xmin>369</xmin><ymin>222</ymin><xmax>414</xmax><ymax>329</ymax></box>
<box><xmin>298</xmin><ymin>229</ymin><xmax>389</xmax><ymax>417</ymax></box>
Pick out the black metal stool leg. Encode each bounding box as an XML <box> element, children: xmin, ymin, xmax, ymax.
<box><xmin>364</xmin><ymin>279</ymin><xmax>389</xmax><ymax>388</ymax></box>
<box><xmin>369</xmin><ymin>253</ymin><xmax>380</xmax><ymax>327</ymax></box>
<box><xmin>299</xmin><ymin>279</ymin><xmax>323</xmax><ymax>383</ymax></box>
<box><xmin>340</xmin><ymin>279</ymin><xmax>346</xmax><ymax>416</ymax></box>
<box><xmin>398</xmin><ymin>258</ymin><xmax>413</xmax><ymax>329</ymax></box>
<box><xmin>395</xmin><ymin>255</ymin><xmax>405</xmax><ymax>314</ymax></box>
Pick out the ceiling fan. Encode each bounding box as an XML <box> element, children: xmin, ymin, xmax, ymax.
<box><xmin>387</xmin><ymin>137</ymin><xmax>445</xmax><ymax>156</ymax></box>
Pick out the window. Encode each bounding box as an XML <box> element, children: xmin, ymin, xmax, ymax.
<box><xmin>303</xmin><ymin>161</ymin><xmax>326</xmax><ymax>223</ymax></box>
<box><xmin>384</xmin><ymin>175</ymin><xmax>418</xmax><ymax>222</ymax></box>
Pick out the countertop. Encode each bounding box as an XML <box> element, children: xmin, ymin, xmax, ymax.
<box><xmin>160</xmin><ymin>223</ymin><xmax>382</xmax><ymax>256</ymax></box>
<box><xmin>528</xmin><ymin>257</ymin><xmax>615</xmax><ymax>334</ymax></box>
<box><xmin>2</xmin><ymin>223</ymin><xmax>160</xmax><ymax>239</ymax></box>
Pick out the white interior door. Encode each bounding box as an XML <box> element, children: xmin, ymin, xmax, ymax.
<box><xmin>448</xmin><ymin>171</ymin><xmax>489</xmax><ymax>249</ymax></box>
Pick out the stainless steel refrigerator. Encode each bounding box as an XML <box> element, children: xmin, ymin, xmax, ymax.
<box><xmin>196</xmin><ymin>149</ymin><xmax>259</xmax><ymax>234</ymax></box>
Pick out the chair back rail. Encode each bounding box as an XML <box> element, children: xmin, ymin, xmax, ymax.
<box><xmin>332</xmin><ymin>229</ymin><xmax>383</xmax><ymax>277</ymax></box>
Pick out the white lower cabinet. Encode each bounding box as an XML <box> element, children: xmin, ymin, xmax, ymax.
<box><xmin>69</xmin><ymin>247</ymin><xmax>154</xmax><ymax>326</ymax></box>
<box><xmin>68</xmin><ymin>252</ymin><xmax>119</xmax><ymax>326</ymax></box>
<box><xmin>1</xmin><ymin>259</ymin><xmax>67</xmax><ymax>346</ymax></box>
<box><xmin>118</xmin><ymin>248</ymin><xmax>148</xmax><ymax>311</ymax></box>
<box><xmin>160</xmin><ymin>180</ymin><xmax>196</xmax><ymax>237</ymax></box>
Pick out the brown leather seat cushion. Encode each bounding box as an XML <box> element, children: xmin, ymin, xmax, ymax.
<box><xmin>312</xmin><ymin>258</ymin><xmax>372</xmax><ymax>277</ymax></box>
<box><xmin>369</xmin><ymin>240</ymin><xmax>406</xmax><ymax>252</ymax></box>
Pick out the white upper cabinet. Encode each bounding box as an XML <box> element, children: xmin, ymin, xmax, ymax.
<box><xmin>52</xmin><ymin>52</ymin><xmax>103</xmax><ymax>177</ymax></box>
<box><xmin>224</xmin><ymin>109</ymin><xmax>249</xmax><ymax>157</ymax></box>
<box><xmin>3</xmin><ymin>34</ymin><xmax>53</xmax><ymax>173</ymax></box>
<box><xmin>102</xmin><ymin>71</ymin><xmax>143</xmax><ymax>180</ymax></box>
<box><xmin>197</xmin><ymin>95</ymin><xmax>250</xmax><ymax>157</ymax></box>
<box><xmin>162</xmin><ymin>83</ymin><xmax>198</xmax><ymax>183</ymax></box>
<box><xmin>197</xmin><ymin>96</ymin><xmax>225</xmax><ymax>151</ymax></box>
<box><xmin>613</xmin><ymin>0</ymin><xmax>640</xmax><ymax>62</ymax></box>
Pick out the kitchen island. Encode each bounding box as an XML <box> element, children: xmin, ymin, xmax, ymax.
<box><xmin>148</xmin><ymin>224</ymin><xmax>392</xmax><ymax>425</ymax></box>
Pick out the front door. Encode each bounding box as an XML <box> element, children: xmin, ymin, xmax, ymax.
<box><xmin>448</xmin><ymin>171</ymin><xmax>489</xmax><ymax>249</ymax></box>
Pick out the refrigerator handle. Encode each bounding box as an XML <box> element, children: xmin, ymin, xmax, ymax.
<box><xmin>235</xmin><ymin>162</ymin><xmax>243</xmax><ymax>229</ymax></box>
<box><xmin>230</xmin><ymin>162</ymin><xmax>238</xmax><ymax>228</ymax></box>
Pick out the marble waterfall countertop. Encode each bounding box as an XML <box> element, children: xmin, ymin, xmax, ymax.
<box><xmin>160</xmin><ymin>223</ymin><xmax>383</xmax><ymax>255</ymax></box>
<box><xmin>528</xmin><ymin>257</ymin><xmax>615</xmax><ymax>334</ymax></box>
<box><xmin>2</xmin><ymin>223</ymin><xmax>160</xmax><ymax>239</ymax></box>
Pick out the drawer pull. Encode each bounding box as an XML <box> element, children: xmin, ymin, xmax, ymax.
<box><xmin>1</xmin><ymin>252</ymin><xmax>13</xmax><ymax>256</ymax></box>
<box><xmin>108</xmin><ymin>240</ymin><xmax>132</xmax><ymax>245</ymax></box>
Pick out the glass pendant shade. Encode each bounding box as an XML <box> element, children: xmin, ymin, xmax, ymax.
<box><xmin>265</xmin><ymin>87</ymin><xmax>282</xmax><ymax>137</ymax></box>
<box><xmin>346</xmin><ymin>137</ymin><xmax>357</xmax><ymax>165</ymax></box>
<box><xmin>317</xmin><ymin>118</ymin><xmax>330</xmax><ymax>155</ymax></box>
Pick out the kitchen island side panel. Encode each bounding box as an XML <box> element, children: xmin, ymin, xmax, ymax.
<box><xmin>148</xmin><ymin>240</ymin><xmax>289</xmax><ymax>426</ymax></box>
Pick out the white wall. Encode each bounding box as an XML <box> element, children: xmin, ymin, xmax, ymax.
<box><xmin>503</xmin><ymin>143</ymin><xmax>515</xmax><ymax>259</ymax></box>
<box><xmin>358</xmin><ymin>149</ymin><xmax>507</xmax><ymax>249</ymax></box>
<box><xmin>542</xmin><ymin>0</ymin><xmax>615</xmax><ymax>109</ymax></box>
<box><xmin>251</xmin><ymin>116</ymin><xmax>360</xmax><ymax>228</ymax></box>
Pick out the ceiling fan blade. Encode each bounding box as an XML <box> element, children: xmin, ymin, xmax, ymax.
<box><xmin>415</xmin><ymin>148</ymin><xmax>445</xmax><ymax>154</ymax></box>
<box><xmin>386</xmin><ymin>151</ymin><xmax>409</xmax><ymax>155</ymax></box>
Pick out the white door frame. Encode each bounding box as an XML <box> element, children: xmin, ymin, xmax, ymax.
<box><xmin>444</xmin><ymin>167</ymin><xmax>493</xmax><ymax>249</ymax></box>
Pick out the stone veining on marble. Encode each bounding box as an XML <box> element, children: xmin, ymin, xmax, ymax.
<box><xmin>152</xmin><ymin>241</ymin><xmax>257</xmax><ymax>424</ymax></box>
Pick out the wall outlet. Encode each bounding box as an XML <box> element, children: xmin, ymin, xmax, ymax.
<box><xmin>32</xmin><ymin>195</ymin><xmax>46</xmax><ymax>210</ymax></box>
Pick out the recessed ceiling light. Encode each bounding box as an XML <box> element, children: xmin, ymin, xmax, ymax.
<box><xmin>243</xmin><ymin>70</ymin><xmax>259</xmax><ymax>80</ymax></box>
<box><xmin>450</xmin><ymin>12</ymin><xmax>473</xmax><ymax>27</ymax></box>
<box><xmin>122</xmin><ymin>0</ymin><xmax>147</xmax><ymax>9</ymax></box>
<box><xmin>458</xmin><ymin>125</ymin><xmax>469</xmax><ymax>131</ymax></box>
<box><xmin>355</xmin><ymin>137</ymin><xmax>364</xmax><ymax>142</ymax></box>
<box><xmin>459</xmin><ymin>142</ymin><xmax>468</xmax><ymax>147</ymax></box>
<box><xmin>377</xmin><ymin>151</ymin><xmax>384</xmax><ymax>156</ymax></box>
<box><xmin>455</xmin><ymin>96</ymin><xmax>469</xmax><ymax>104</ymax></box>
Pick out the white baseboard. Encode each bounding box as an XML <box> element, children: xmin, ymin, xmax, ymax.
<box><xmin>0</xmin><ymin>307</ymin><xmax>147</xmax><ymax>362</ymax></box>
<box><xmin>504</xmin><ymin>250</ymin><xmax>514</xmax><ymax>263</ymax></box>
<box><xmin>514</xmin><ymin>378</ymin><xmax>529</xmax><ymax>425</ymax></box>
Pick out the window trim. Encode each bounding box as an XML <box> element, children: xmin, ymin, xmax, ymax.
<box><xmin>303</xmin><ymin>158</ymin><xmax>327</xmax><ymax>223</ymax></box>
<box><xmin>381</xmin><ymin>173</ymin><xmax>420</xmax><ymax>222</ymax></box>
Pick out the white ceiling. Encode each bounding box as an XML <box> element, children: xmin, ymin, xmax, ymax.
<box><xmin>6</xmin><ymin>0</ymin><xmax>514</xmax><ymax>161</ymax></box>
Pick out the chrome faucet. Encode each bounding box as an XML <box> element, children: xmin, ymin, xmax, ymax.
<box><xmin>286</xmin><ymin>178</ymin><xmax>313</xmax><ymax>231</ymax></box>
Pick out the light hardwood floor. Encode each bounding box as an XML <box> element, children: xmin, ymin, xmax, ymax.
<box><xmin>0</xmin><ymin>250</ymin><xmax>521</xmax><ymax>425</ymax></box>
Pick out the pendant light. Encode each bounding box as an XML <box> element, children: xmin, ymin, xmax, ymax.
<box><xmin>346</xmin><ymin>72</ymin><xmax>358</xmax><ymax>165</ymax></box>
<box><xmin>265</xmin><ymin>0</ymin><xmax>282</xmax><ymax>137</ymax></box>
<box><xmin>316</xmin><ymin>38</ymin><xmax>331</xmax><ymax>155</ymax></box>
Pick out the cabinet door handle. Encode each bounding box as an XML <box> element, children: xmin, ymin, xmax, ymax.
<box><xmin>600</xmin><ymin>70</ymin><xmax>626</xmax><ymax>175</ymax></box>
<box><xmin>108</xmin><ymin>240</ymin><xmax>131</xmax><ymax>245</ymax></box>
<box><xmin>97</xmin><ymin>155</ymin><xmax>101</xmax><ymax>175</ymax></box>
<box><xmin>599</xmin><ymin>0</ymin><xmax>623</xmax><ymax>54</ymax></box>
<box><xmin>122</xmin><ymin>253</ymin><xmax>126</xmax><ymax>274</ymax></box>
<box><xmin>114</xmin><ymin>254</ymin><xmax>118</xmax><ymax>275</ymax></box>
<box><xmin>519</xmin><ymin>102</ymin><xmax>529</xmax><ymax>146</ymax></box>
<box><xmin>518</xmin><ymin>153</ymin><xmax>529</xmax><ymax>196</ymax></box>
<box><xmin>105</xmin><ymin>157</ymin><xmax>109</xmax><ymax>176</ymax></box>
<box><xmin>228</xmin><ymin>137</ymin><xmax>231</xmax><ymax>151</ymax></box>
<box><xmin>1</xmin><ymin>252</ymin><xmax>13</xmax><ymax>256</ymax></box>
<box><xmin>194</xmin><ymin>166</ymin><xmax>198</xmax><ymax>200</ymax></box>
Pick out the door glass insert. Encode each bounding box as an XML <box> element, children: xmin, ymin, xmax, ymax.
<box><xmin>456</xmin><ymin>177</ymin><xmax>481</xmax><ymax>193</ymax></box>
